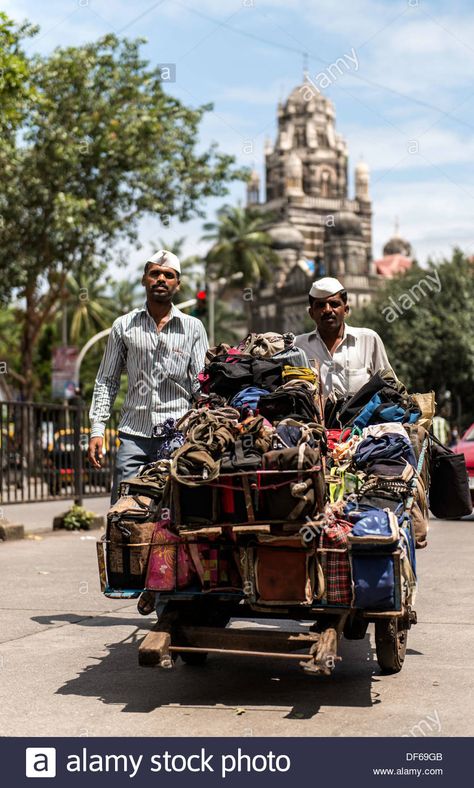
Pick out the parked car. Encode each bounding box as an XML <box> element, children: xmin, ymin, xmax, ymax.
<box><xmin>43</xmin><ymin>428</ymin><xmax>119</xmax><ymax>495</ymax></box>
<box><xmin>452</xmin><ymin>422</ymin><xmax>474</xmax><ymax>504</ymax></box>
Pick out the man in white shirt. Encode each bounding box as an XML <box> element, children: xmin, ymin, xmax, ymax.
<box><xmin>295</xmin><ymin>277</ymin><xmax>393</xmax><ymax>399</ymax></box>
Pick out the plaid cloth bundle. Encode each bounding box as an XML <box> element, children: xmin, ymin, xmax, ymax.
<box><xmin>318</xmin><ymin>518</ymin><xmax>353</xmax><ymax>605</ymax></box>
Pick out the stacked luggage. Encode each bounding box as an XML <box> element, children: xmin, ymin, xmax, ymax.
<box><xmin>97</xmin><ymin>332</ymin><xmax>471</xmax><ymax>614</ymax></box>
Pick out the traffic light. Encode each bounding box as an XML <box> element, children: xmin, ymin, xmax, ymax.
<box><xmin>192</xmin><ymin>288</ymin><xmax>207</xmax><ymax>318</ymax></box>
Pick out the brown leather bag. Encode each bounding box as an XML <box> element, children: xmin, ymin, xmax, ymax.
<box><xmin>106</xmin><ymin>495</ymin><xmax>159</xmax><ymax>590</ymax></box>
<box><xmin>241</xmin><ymin>535</ymin><xmax>315</xmax><ymax>605</ymax></box>
<box><xmin>261</xmin><ymin>444</ymin><xmax>325</xmax><ymax>520</ymax></box>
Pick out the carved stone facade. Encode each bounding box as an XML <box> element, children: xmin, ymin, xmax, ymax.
<box><xmin>248</xmin><ymin>79</ymin><xmax>380</xmax><ymax>333</ymax></box>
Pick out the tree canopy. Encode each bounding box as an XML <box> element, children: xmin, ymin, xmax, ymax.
<box><xmin>0</xmin><ymin>23</ymin><xmax>246</xmax><ymax>398</ymax></box>
<box><xmin>350</xmin><ymin>250</ymin><xmax>474</xmax><ymax>424</ymax></box>
<box><xmin>0</xmin><ymin>11</ymin><xmax>36</xmax><ymax>135</ymax></box>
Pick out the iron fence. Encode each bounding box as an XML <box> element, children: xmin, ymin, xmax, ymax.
<box><xmin>0</xmin><ymin>400</ymin><xmax>119</xmax><ymax>504</ymax></box>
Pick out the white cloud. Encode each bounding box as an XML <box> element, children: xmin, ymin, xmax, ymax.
<box><xmin>345</xmin><ymin>124</ymin><xmax>474</xmax><ymax>172</ymax></box>
<box><xmin>339</xmin><ymin>14</ymin><xmax>474</xmax><ymax>101</ymax></box>
<box><xmin>372</xmin><ymin>178</ymin><xmax>474</xmax><ymax>263</ymax></box>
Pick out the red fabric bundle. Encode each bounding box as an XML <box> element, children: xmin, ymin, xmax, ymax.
<box><xmin>145</xmin><ymin>520</ymin><xmax>196</xmax><ymax>591</ymax></box>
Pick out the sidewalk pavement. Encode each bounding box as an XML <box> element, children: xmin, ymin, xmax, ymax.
<box><xmin>1</xmin><ymin>496</ymin><xmax>110</xmax><ymax>534</ymax></box>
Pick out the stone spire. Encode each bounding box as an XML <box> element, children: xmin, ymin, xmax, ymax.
<box><xmin>355</xmin><ymin>159</ymin><xmax>370</xmax><ymax>201</ymax></box>
<box><xmin>246</xmin><ymin>169</ymin><xmax>260</xmax><ymax>205</ymax></box>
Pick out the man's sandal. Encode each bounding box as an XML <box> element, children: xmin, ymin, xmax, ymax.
<box><xmin>137</xmin><ymin>590</ymin><xmax>156</xmax><ymax>616</ymax></box>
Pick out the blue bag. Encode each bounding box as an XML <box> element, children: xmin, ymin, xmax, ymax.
<box><xmin>351</xmin><ymin>554</ymin><xmax>396</xmax><ymax>609</ymax></box>
<box><xmin>230</xmin><ymin>386</ymin><xmax>269</xmax><ymax>411</ymax></box>
<box><xmin>348</xmin><ymin>505</ymin><xmax>401</xmax><ymax>610</ymax></box>
<box><xmin>354</xmin><ymin>434</ymin><xmax>417</xmax><ymax>468</ymax></box>
<box><xmin>348</xmin><ymin>506</ymin><xmax>400</xmax><ymax>549</ymax></box>
<box><xmin>353</xmin><ymin>392</ymin><xmax>420</xmax><ymax>429</ymax></box>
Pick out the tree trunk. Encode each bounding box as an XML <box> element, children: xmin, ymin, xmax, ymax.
<box><xmin>19</xmin><ymin>273</ymin><xmax>65</xmax><ymax>401</ymax></box>
<box><xmin>20</xmin><ymin>284</ymin><xmax>39</xmax><ymax>402</ymax></box>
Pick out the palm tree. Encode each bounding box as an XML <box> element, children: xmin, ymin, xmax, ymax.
<box><xmin>202</xmin><ymin>204</ymin><xmax>278</xmax><ymax>284</ymax></box>
<box><xmin>109</xmin><ymin>277</ymin><xmax>142</xmax><ymax>314</ymax></box>
<box><xmin>65</xmin><ymin>272</ymin><xmax>115</xmax><ymax>345</ymax></box>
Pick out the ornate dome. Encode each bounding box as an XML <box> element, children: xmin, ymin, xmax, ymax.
<box><xmin>330</xmin><ymin>210</ymin><xmax>363</xmax><ymax>237</ymax></box>
<box><xmin>383</xmin><ymin>235</ymin><xmax>412</xmax><ymax>257</ymax></box>
<box><xmin>267</xmin><ymin>221</ymin><xmax>305</xmax><ymax>250</ymax></box>
<box><xmin>286</xmin><ymin>82</ymin><xmax>313</xmax><ymax>105</ymax></box>
<box><xmin>285</xmin><ymin>80</ymin><xmax>329</xmax><ymax>111</ymax></box>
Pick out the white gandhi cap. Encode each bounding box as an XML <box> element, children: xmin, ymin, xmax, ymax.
<box><xmin>146</xmin><ymin>249</ymin><xmax>181</xmax><ymax>275</ymax></box>
<box><xmin>309</xmin><ymin>276</ymin><xmax>345</xmax><ymax>299</ymax></box>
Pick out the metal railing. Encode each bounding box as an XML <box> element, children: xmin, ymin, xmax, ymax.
<box><xmin>0</xmin><ymin>400</ymin><xmax>119</xmax><ymax>504</ymax></box>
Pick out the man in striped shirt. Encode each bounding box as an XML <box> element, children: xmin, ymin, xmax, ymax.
<box><xmin>88</xmin><ymin>249</ymin><xmax>209</xmax><ymax>502</ymax></box>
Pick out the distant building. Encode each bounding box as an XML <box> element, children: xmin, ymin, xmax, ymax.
<box><xmin>374</xmin><ymin>224</ymin><xmax>413</xmax><ymax>278</ymax></box>
<box><xmin>247</xmin><ymin>78</ymin><xmax>411</xmax><ymax>333</ymax></box>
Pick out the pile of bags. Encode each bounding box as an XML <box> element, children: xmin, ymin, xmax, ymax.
<box><xmin>315</xmin><ymin>419</ymin><xmax>428</xmax><ymax>611</ymax></box>
<box><xmin>170</xmin><ymin>332</ymin><xmax>326</xmax><ymax>526</ymax></box>
<box><xmin>99</xmin><ymin>334</ymin><xmax>472</xmax><ymax>613</ymax></box>
<box><xmin>307</xmin><ymin>372</ymin><xmax>470</xmax><ymax>611</ymax></box>
<box><xmin>101</xmin><ymin>332</ymin><xmax>326</xmax><ymax>596</ymax></box>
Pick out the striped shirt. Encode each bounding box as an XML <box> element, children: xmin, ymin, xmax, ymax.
<box><xmin>89</xmin><ymin>302</ymin><xmax>209</xmax><ymax>438</ymax></box>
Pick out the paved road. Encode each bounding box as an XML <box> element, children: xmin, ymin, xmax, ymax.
<box><xmin>0</xmin><ymin>519</ymin><xmax>473</xmax><ymax>738</ymax></box>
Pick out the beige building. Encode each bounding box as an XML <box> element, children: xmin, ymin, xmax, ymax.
<box><xmin>248</xmin><ymin>78</ymin><xmax>386</xmax><ymax>334</ymax></box>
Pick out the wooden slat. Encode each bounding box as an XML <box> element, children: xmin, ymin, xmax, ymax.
<box><xmin>138</xmin><ymin>630</ymin><xmax>171</xmax><ymax>667</ymax></box>
<box><xmin>241</xmin><ymin>476</ymin><xmax>256</xmax><ymax>523</ymax></box>
<box><xmin>169</xmin><ymin>646</ymin><xmax>313</xmax><ymax>661</ymax></box>
<box><xmin>182</xmin><ymin>527</ymin><xmax>223</xmax><ymax>537</ymax></box>
<box><xmin>174</xmin><ymin>625</ymin><xmax>319</xmax><ymax>653</ymax></box>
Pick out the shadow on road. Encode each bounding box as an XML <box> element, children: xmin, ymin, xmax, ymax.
<box><xmin>32</xmin><ymin>613</ymin><xmax>384</xmax><ymax>719</ymax></box>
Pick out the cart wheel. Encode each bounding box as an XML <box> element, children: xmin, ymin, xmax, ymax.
<box><xmin>180</xmin><ymin>651</ymin><xmax>208</xmax><ymax>666</ymax></box>
<box><xmin>375</xmin><ymin>618</ymin><xmax>408</xmax><ymax>673</ymax></box>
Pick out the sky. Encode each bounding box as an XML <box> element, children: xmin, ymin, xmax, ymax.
<box><xmin>4</xmin><ymin>0</ymin><xmax>474</xmax><ymax>273</ymax></box>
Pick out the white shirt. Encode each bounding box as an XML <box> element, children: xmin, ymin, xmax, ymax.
<box><xmin>89</xmin><ymin>303</ymin><xmax>208</xmax><ymax>438</ymax></box>
<box><xmin>294</xmin><ymin>324</ymin><xmax>392</xmax><ymax>398</ymax></box>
